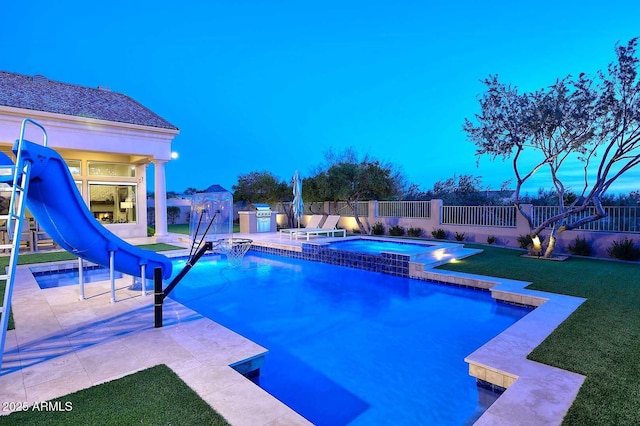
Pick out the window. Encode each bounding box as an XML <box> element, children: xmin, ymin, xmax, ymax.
<box><xmin>87</xmin><ymin>161</ymin><xmax>136</xmax><ymax>178</ymax></box>
<box><xmin>89</xmin><ymin>183</ymin><xmax>137</xmax><ymax>224</ymax></box>
<box><xmin>66</xmin><ymin>160</ymin><xmax>81</xmax><ymax>176</ymax></box>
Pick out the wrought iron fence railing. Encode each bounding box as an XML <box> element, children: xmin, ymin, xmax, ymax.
<box><xmin>269</xmin><ymin>200</ymin><xmax>639</xmax><ymax>233</ymax></box>
<box><xmin>328</xmin><ymin>201</ymin><xmax>369</xmax><ymax>217</ymax></box>
<box><xmin>377</xmin><ymin>201</ymin><xmax>431</xmax><ymax>218</ymax></box>
<box><xmin>532</xmin><ymin>206</ymin><xmax>640</xmax><ymax>233</ymax></box>
<box><xmin>441</xmin><ymin>205</ymin><xmax>517</xmax><ymax>228</ymax></box>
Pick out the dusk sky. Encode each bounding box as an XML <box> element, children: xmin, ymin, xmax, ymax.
<box><xmin>2</xmin><ymin>1</ymin><xmax>639</xmax><ymax>195</ymax></box>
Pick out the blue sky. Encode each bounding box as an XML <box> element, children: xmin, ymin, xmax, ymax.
<box><xmin>2</xmin><ymin>1</ymin><xmax>639</xmax><ymax>195</ymax></box>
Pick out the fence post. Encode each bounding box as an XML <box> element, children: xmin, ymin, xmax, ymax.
<box><xmin>430</xmin><ymin>199</ymin><xmax>443</xmax><ymax>225</ymax></box>
<box><xmin>370</xmin><ymin>200</ymin><xmax>378</xmax><ymax>220</ymax></box>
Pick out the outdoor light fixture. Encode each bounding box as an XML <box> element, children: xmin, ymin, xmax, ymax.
<box><xmin>171</xmin><ymin>151</ymin><xmax>179</xmax><ymax>160</ymax></box>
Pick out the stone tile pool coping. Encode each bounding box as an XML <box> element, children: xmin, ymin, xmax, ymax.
<box><xmin>2</xmin><ymin>235</ymin><xmax>587</xmax><ymax>425</ymax></box>
<box><xmin>412</xmin><ymin>267</ymin><xmax>586</xmax><ymax>425</ymax></box>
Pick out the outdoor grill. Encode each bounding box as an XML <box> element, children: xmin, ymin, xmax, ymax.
<box><xmin>253</xmin><ymin>204</ymin><xmax>273</xmax><ymax>233</ymax></box>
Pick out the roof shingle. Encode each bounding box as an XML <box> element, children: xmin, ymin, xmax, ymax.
<box><xmin>0</xmin><ymin>71</ymin><xmax>178</xmax><ymax>130</ymax></box>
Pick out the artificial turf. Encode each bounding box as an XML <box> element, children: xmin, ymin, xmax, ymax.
<box><xmin>1</xmin><ymin>364</ymin><xmax>230</xmax><ymax>425</ymax></box>
<box><xmin>439</xmin><ymin>244</ymin><xmax>640</xmax><ymax>425</ymax></box>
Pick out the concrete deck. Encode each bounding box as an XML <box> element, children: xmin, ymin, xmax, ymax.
<box><xmin>0</xmin><ymin>232</ymin><xmax>587</xmax><ymax>425</ymax></box>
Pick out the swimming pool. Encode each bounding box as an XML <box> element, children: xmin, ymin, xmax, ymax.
<box><xmin>169</xmin><ymin>251</ymin><xmax>530</xmax><ymax>425</ymax></box>
<box><xmin>32</xmin><ymin>266</ymin><xmax>123</xmax><ymax>289</ymax></box>
<box><xmin>326</xmin><ymin>238</ymin><xmax>435</xmax><ymax>255</ymax></box>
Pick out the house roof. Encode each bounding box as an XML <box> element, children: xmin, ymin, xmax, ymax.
<box><xmin>0</xmin><ymin>71</ymin><xmax>178</xmax><ymax>130</ymax></box>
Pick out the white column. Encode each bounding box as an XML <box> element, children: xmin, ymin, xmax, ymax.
<box><xmin>154</xmin><ymin>159</ymin><xmax>170</xmax><ymax>242</ymax></box>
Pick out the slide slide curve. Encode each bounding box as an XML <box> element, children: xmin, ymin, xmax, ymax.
<box><xmin>0</xmin><ymin>139</ymin><xmax>172</xmax><ymax>280</ymax></box>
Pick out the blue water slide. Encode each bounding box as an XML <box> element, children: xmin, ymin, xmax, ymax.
<box><xmin>0</xmin><ymin>140</ymin><xmax>172</xmax><ymax>280</ymax></box>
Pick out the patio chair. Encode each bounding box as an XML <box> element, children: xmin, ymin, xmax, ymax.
<box><xmin>294</xmin><ymin>215</ymin><xmax>347</xmax><ymax>241</ymax></box>
<box><xmin>278</xmin><ymin>214</ymin><xmax>324</xmax><ymax>240</ymax></box>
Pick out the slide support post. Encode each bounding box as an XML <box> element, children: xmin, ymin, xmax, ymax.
<box><xmin>78</xmin><ymin>257</ymin><xmax>85</xmax><ymax>300</ymax></box>
<box><xmin>140</xmin><ymin>264</ymin><xmax>147</xmax><ymax>296</ymax></box>
<box><xmin>109</xmin><ymin>250</ymin><xmax>116</xmax><ymax>303</ymax></box>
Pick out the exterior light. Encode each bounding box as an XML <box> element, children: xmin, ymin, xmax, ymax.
<box><xmin>171</xmin><ymin>152</ymin><xmax>179</xmax><ymax>160</ymax></box>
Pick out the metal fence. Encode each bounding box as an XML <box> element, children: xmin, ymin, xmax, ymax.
<box><xmin>377</xmin><ymin>201</ymin><xmax>431</xmax><ymax>218</ymax></box>
<box><xmin>532</xmin><ymin>206</ymin><xmax>640</xmax><ymax>233</ymax></box>
<box><xmin>271</xmin><ymin>201</ymin><xmax>368</xmax><ymax>216</ymax></box>
<box><xmin>441</xmin><ymin>205</ymin><xmax>518</xmax><ymax>228</ymax></box>
<box><xmin>270</xmin><ymin>200</ymin><xmax>639</xmax><ymax>233</ymax></box>
<box><xmin>328</xmin><ymin>201</ymin><xmax>369</xmax><ymax>217</ymax></box>
<box><xmin>271</xmin><ymin>202</ymin><xmax>314</xmax><ymax>214</ymax></box>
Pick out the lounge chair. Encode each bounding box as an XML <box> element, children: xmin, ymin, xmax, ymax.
<box><xmin>294</xmin><ymin>215</ymin><xmax>346</xmax><ymax>241</ymax></box>
<box><xmin>279</xmin><ymin>214</ymin><xmax>324</xmax><ymax>240</ymax></box>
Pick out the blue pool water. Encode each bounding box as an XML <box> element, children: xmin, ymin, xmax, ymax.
<box><xmin>327</xmin><ymin>238</ymin><xmax>435</xmax><ymax>255</ymax></box>
<box><xmin>169</xmin><ymin>252</ymin><xmax>531</xmax><ymax>425</ymax></box>
<box><xmin>33</xmin><ymin>267</ymin><xmax>123</xmax><ymax>289</ymax></box>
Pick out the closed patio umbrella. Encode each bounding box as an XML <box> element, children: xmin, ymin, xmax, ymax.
<box><xmin>292</xmin><ymin>170</ymin><xmax>304</xmax><ymax>228</ymax></box>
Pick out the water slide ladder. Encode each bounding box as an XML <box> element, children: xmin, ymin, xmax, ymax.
<box><xmin>0</xmin><ymin>119</ymin><xmax>42</xmax><ymax>368</ymax></box>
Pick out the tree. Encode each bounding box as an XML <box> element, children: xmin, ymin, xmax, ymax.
<box><xmin>307</xmin><ymin>148</ymin><xmax>404</xmax><ymax>234</ymax></box>
<box><xmin>232</xmin><ymin>171</ymin><xmax>289</xmax><ymax>204</ymax></box>
<box><xmin>429</xmin><ymin>174</ymin><xmax>486</xmax><ymax>205</ymax></box>
<box><xmin>464</xmin><ymin>38</ymin><xmax>640</xmax><ymax>257</ymax></box>
<box><xmin>167</xmin><ymin>206</ymin><xmax>181</xmax><ymax>224</ymax></box>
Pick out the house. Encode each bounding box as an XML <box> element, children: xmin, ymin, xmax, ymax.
<box><xmin>0</xmin><ymin>71</ymin><xmax>178</xmax><ymax>241</ymax></box>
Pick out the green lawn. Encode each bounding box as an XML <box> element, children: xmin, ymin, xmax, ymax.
<box><xmin>165</xmin><ymin>223</ymin><xmax>241</xmax><ymax>235</ymax></box>
<box><xmin>167</xmin><ymin>223</ymin><xmax>190</xmax><ymax>234</ymax></box>
<box><xmin>439</xmin><ymin>244</ymin><xmax>640</xmax><ymax>425</ymax></box>
<box><xmin>2</xmin><ymin>364</ymin><xmax>229</xmax><ymax>425</ymax></box>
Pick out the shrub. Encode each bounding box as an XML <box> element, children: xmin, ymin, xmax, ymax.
<box><xmin>487</xmin><ymin>235</ymin><xmax>496</xmax><ymax>244</ymax></box>
<box><xmin>371</xmin><ymin>222</ymin><xmax>385</xmax><ymax>235</ymax></box>
<box><xmin>407</xmin><ymin>227</ymin><xmax>423</xmax><ymax>238</ymax></box>
<box><xmin>388</xmin><ymin>225</ymin><xmax>405</xmax><ymax>236</ymax></box>
<box><xmin>517</xmin><ymin>234</ymin><xmax>534</xmax><ymax>249</ymax></box>
<box><xmin>567</xmin><ymin>236</ymin><xmax>592</xmax><ymax>257</ymax></box>
<box><xmin>431</xmin><ymin>228</ymin><xmax>447</xmax><ymax>239</ymax></box>
<box><xmin>454</xmin><ymin>232</ymin><xmax>466</xmax><ymax>241</ymax></box>
<box><xmin>607</xmin><ymin>237</ymin><xmax>640</xmax><ymax>261</ymax></box>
